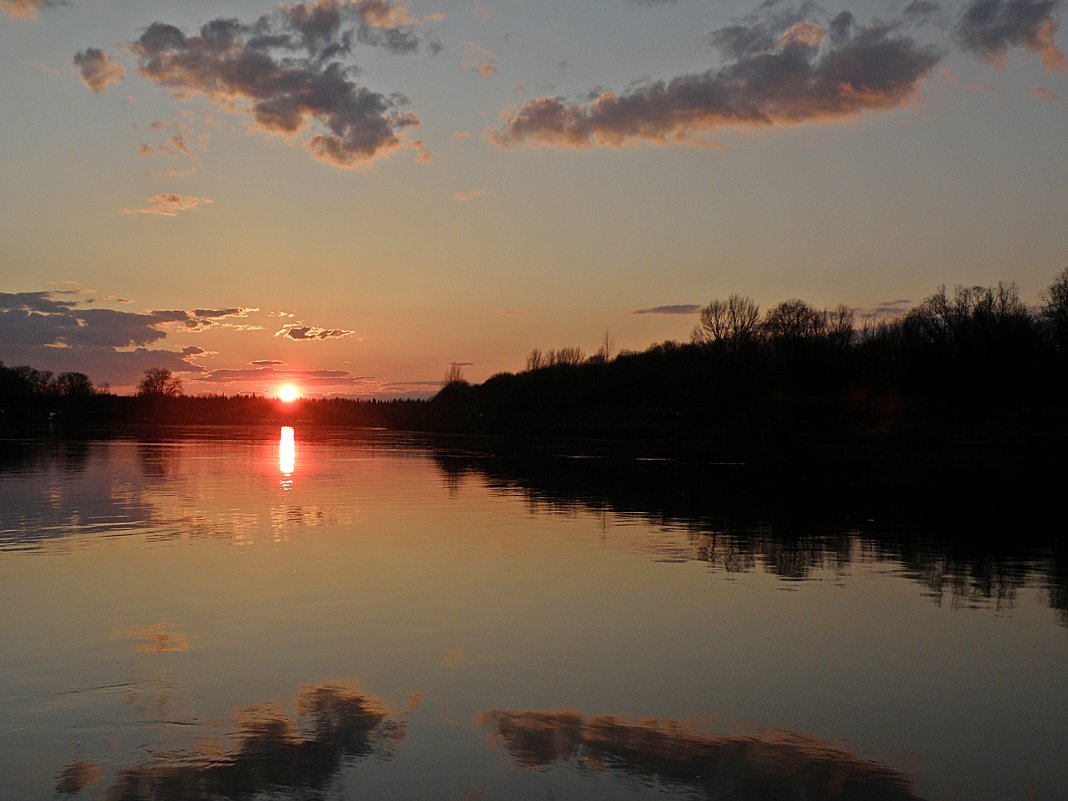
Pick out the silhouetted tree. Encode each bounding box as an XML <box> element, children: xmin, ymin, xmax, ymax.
<box><xmin>54</xmin><ymin>372</ymin><xmax>94</xmax><ymax>397</ymax></box>
<box><xmin>11</xmin><ymin>365</ymin><xmax>55</xmax><ymax>395</ymax></box>
<box><xmin>762</xmin><ymin>299</ymin><xmax>825</xmax><ymax>342</ymax></box>
<box><xmin>443</xmin><ymin>363</ymin><xmax>467</xmax><ymax>386</ymax></box>
<box><xmin>692</xmin><ymin>295</ymin><xmax>761</xmax><ymax>347</ymax></box>
<box><xmin>1042</xmin><ymin>266</ymin><xmax>1068</xmax><ymax>351</ymax></box>
<box><xmin>823</xmin><ymin>304</ymin><xmax>855</xmax><ymax>352</ymax></box>
<box><xmin>546</xmin><ymin>347</ymin><xmax>584</xmax><ymax>367</ymax></box>
<box><xmin>137</xmin><ymin>367</ymin><xmax>183</xmax><ymax>397</ymax></box>
<box><xmin>590</xmin><ymin>330</ymin><xmax>615</xmax><ymax>364</ymax></box>
<box><xmin>526</xmin><ymin>349</ymin><xmax>545</xmax><ymax>371</ymax></box>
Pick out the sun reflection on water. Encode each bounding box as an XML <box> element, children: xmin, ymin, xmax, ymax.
<box><xmin>279</xmin><ymin>426</ymin><xmax>295</xmax><ymax>491</ymax></box>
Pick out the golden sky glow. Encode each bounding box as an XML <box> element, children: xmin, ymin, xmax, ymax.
<box><xmin>1</xmin><ymin>0</ymin><xmax>1066</xmax><ymax>395</ymax></box>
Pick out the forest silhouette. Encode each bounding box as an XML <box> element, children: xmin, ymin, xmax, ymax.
<box><xmin>4</xmin><ymin>274</ymin><xmax>1068</xmax><ymax>454</ymax></box>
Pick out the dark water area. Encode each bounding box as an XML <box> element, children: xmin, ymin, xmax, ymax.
<box><xmin>1</xmin><ymin>427</ymin><xmax>1066</xmax><ymax>801</ymax></box>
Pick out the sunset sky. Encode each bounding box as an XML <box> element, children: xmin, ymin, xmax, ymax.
<box><xmin>1</xmin><ymin>0</ymin><xmax>1066</xmax><ymax>396</ymax></box>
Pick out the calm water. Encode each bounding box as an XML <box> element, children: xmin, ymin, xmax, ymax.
<box><xmin>1</xmin><ymin>427</ymin><xmax>1065</xmax><ymax>801</ymax></box>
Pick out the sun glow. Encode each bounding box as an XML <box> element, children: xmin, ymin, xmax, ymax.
<box><xmin>277</xmin><ymin>383</ymin><xmax>301</xmax><ymax>402</ymax></box>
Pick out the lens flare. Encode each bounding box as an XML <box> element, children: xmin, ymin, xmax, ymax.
<box><xmin>277</xmin><ymin>383</ymin><xmax>300</xmax><ymax>402</ymax></box>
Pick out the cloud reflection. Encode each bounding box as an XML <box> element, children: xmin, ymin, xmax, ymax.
<box><xmin>480</xmin><ymin>709</ymin><xmax>926</xmax><ymax>801</ymax></box>
<box><xmin>104</xmin><ymin>684</ymin><xmax>405</xmax><ymax>801</ymax></box>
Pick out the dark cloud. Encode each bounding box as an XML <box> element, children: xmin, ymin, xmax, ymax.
<box><xmin>202</xmin><ymin>367</ymin><xmax>354</xmax><ymax>381</ymax></box>
<box><xmin>0</xmin><ymin>292</ymin><xmax>259</xmax><ymax>387</ymax></box>
<box><xmin>152</xmin><ymin>306</ymin><xmax>261</xmax><ymax>332</ymax></box>
<box><xmin>481</xmin><ymin>709</ymin><xmax>926</xmax><ymax>801</ymax></box>
<box><xmin>829</xmin><ymin>10</ymin><xmax>856</xmax><ymax>44</ymax></box>
<box><xmin>275</xmin><ymin>323</ymin><xmax>356</xmax><ymax>341</ymax></box>
<box><xmin>1</xmin><ymin>0</ymin><xmax>68</xmax><ymax>21</ymax></box>
<box><xmin>903</xmin><ymin>0</ymin><xmax>942</xmax><ymax>19</ymax></box>
<box><xmin>493</xmin><ymin>20</ymin><xmax>942</xmax><ymax>148</ymax></box>
<box><xmin>706</xmin><ymin>2</ymin><xmax>823</xmax><ymax>60</ymax></box>
<box><xmin>119</xmin><ymin>1</ymin><xmax>425</xmax><ymax>166</ymax></box>
<box><xmin>956</xmin><ymin>0</ymin><xmax>1067</xmax><ymax>71</ymax></box>
<box><xmin>190</xmin><ymin>366</ymin><xmax>438</xmax><ymax>398</ymax></box>
<box><xmin>633</xmin><ymin>304</ymin><xmax>702</xmax><ymax>314</ymax></box>
<box><xmin>72</xmin><ymin>48</ymin><xmax>126</xmax><ymax>92</ymax></box>
<box><xmin>857</xmin><ymin>298</ymin><xmax>914</xmax><ymax>318</ymax></box>
<box><xmin>199</xmin><ymin>366</ymin><xmax>374</xmax><ymax>389</ymax></box>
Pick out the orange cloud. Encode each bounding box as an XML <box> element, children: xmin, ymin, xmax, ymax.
<box><xmin>1</xmin><ymin>0</ymin><xmax>65</xmax><ymax>21</ymax></box>
<box><xmin>1030</xmin><ymin>85</ymin><xmax>1059</xmax><ymax>102</ymax></box>
<box><xmin>452</xmin><ymin>188</ymin><xmax>488</xmax><ymax>202</ymax></box>
<box><xmin>73</xmin><ymin>47</ymin><xmax>125</xmax><ymax>92</ymax></box>
<box><xmin>122</xmin><ymin>193</ymin><xmax>214</xmax><ymax>217</ymax></box>
<box><xmin>461</xmin><ymin>42</ymin><xmax>498</xmax><ymax>75</ymax></box>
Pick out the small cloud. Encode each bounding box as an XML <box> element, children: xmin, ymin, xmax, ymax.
<box><xmin>633</xmin><ymin>304</ymin><xmax>701</xmax><ymax>315</ymax></box>
<box><xmin>1030</xmin><ymin>85</ymin><xmax>1059</xmax><ymax>102</ymax></box>
<box><xmin>73</xmin><ymin>47</ymin><xmax>126</xmax><ymax>93</ymax></box>
<box><xmin>497</xmin><ymin>308</ymin><xmax>524</xmax><ymax>317</ymax></box>
<box><xmin>122</xmin><ymin>193</ymin><xmax>213</xmax><ymax>217</ymax></box>
<box><xmin>443</xmin><ymin>647</ymin><xmax>475</xmax><ymax>668</ymax></box>
<box><xmin>471</xmin><ymin>2</ymin><xmax>491</xmax><ymax>23</ymax></box>
<box><xmin>2</xmin><ymin>0</ymin><xmax>68</xmax><ymax>21</ymax></box>
<box><xmin>856</xmin><ymin>298</ymin><xmax>913</xmax><ymax>318</ymax></box>
<box><xmin>412</xmin><ymin>139</ymin><xmax>434</xmax><ymax>163</ymax></box>
<box><xmin>151</xmin><ymin>306</ymin><xmax>260</xmax><ymax>332</ymax></box>
<box><xmin>452</xmin><ymin>130</ymin><xmax>472</xmax><ymax>140</ymax></box>
<box><xmin>250</xmin><ymin>359</ymin><xmax>285</xmax><ymax>366</ymax></box>
<box><xmin>461</xmin><ymin>41</ymin><xmax>498</xmax><ymax>75</ymax></box>
<box><xmin>452</xmin><ymin>188</ymin><xmax>488</xmax><ymax>202</ymax></box>
<box><xmin>181</xmin><ymin>346</ymin><xmax>206</xmax><ymax>356</ymax></box>
<box><xmin>275</xmin><ymin>323</ymin><xmax>357</xmax><ymax>341</ymax></box>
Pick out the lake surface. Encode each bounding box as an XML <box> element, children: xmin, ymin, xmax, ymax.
<box><xmin>1</xmin><ymin>426</ymin><xmax>1065</xmax><ymax>801</ymax></box>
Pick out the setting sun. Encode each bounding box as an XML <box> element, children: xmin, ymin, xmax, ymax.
<box><xmin>277</xmin><ymin>383</ymin><xmax>300</xmax><ymax>403</ymax></box>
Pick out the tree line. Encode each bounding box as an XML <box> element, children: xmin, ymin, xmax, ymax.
<box><xmin>429</xmin><ymin>270</ymin><xmax>1068</xmax><ymax>440</ymax></box>
<box><xmin>5</xmin><ymin>270</ymin><xmax>1068</xmax><ymax>441</ymax></box>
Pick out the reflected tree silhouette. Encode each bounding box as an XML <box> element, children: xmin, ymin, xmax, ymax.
<box><xmin>103</xmin><ymin>684</ymin><xmax>405</xmax><ymax>801</ymax></box>
<box><xmin>430</xmin><ymin>443</ymin><xmax>1067</xmax><ymax>626</ymax></box>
